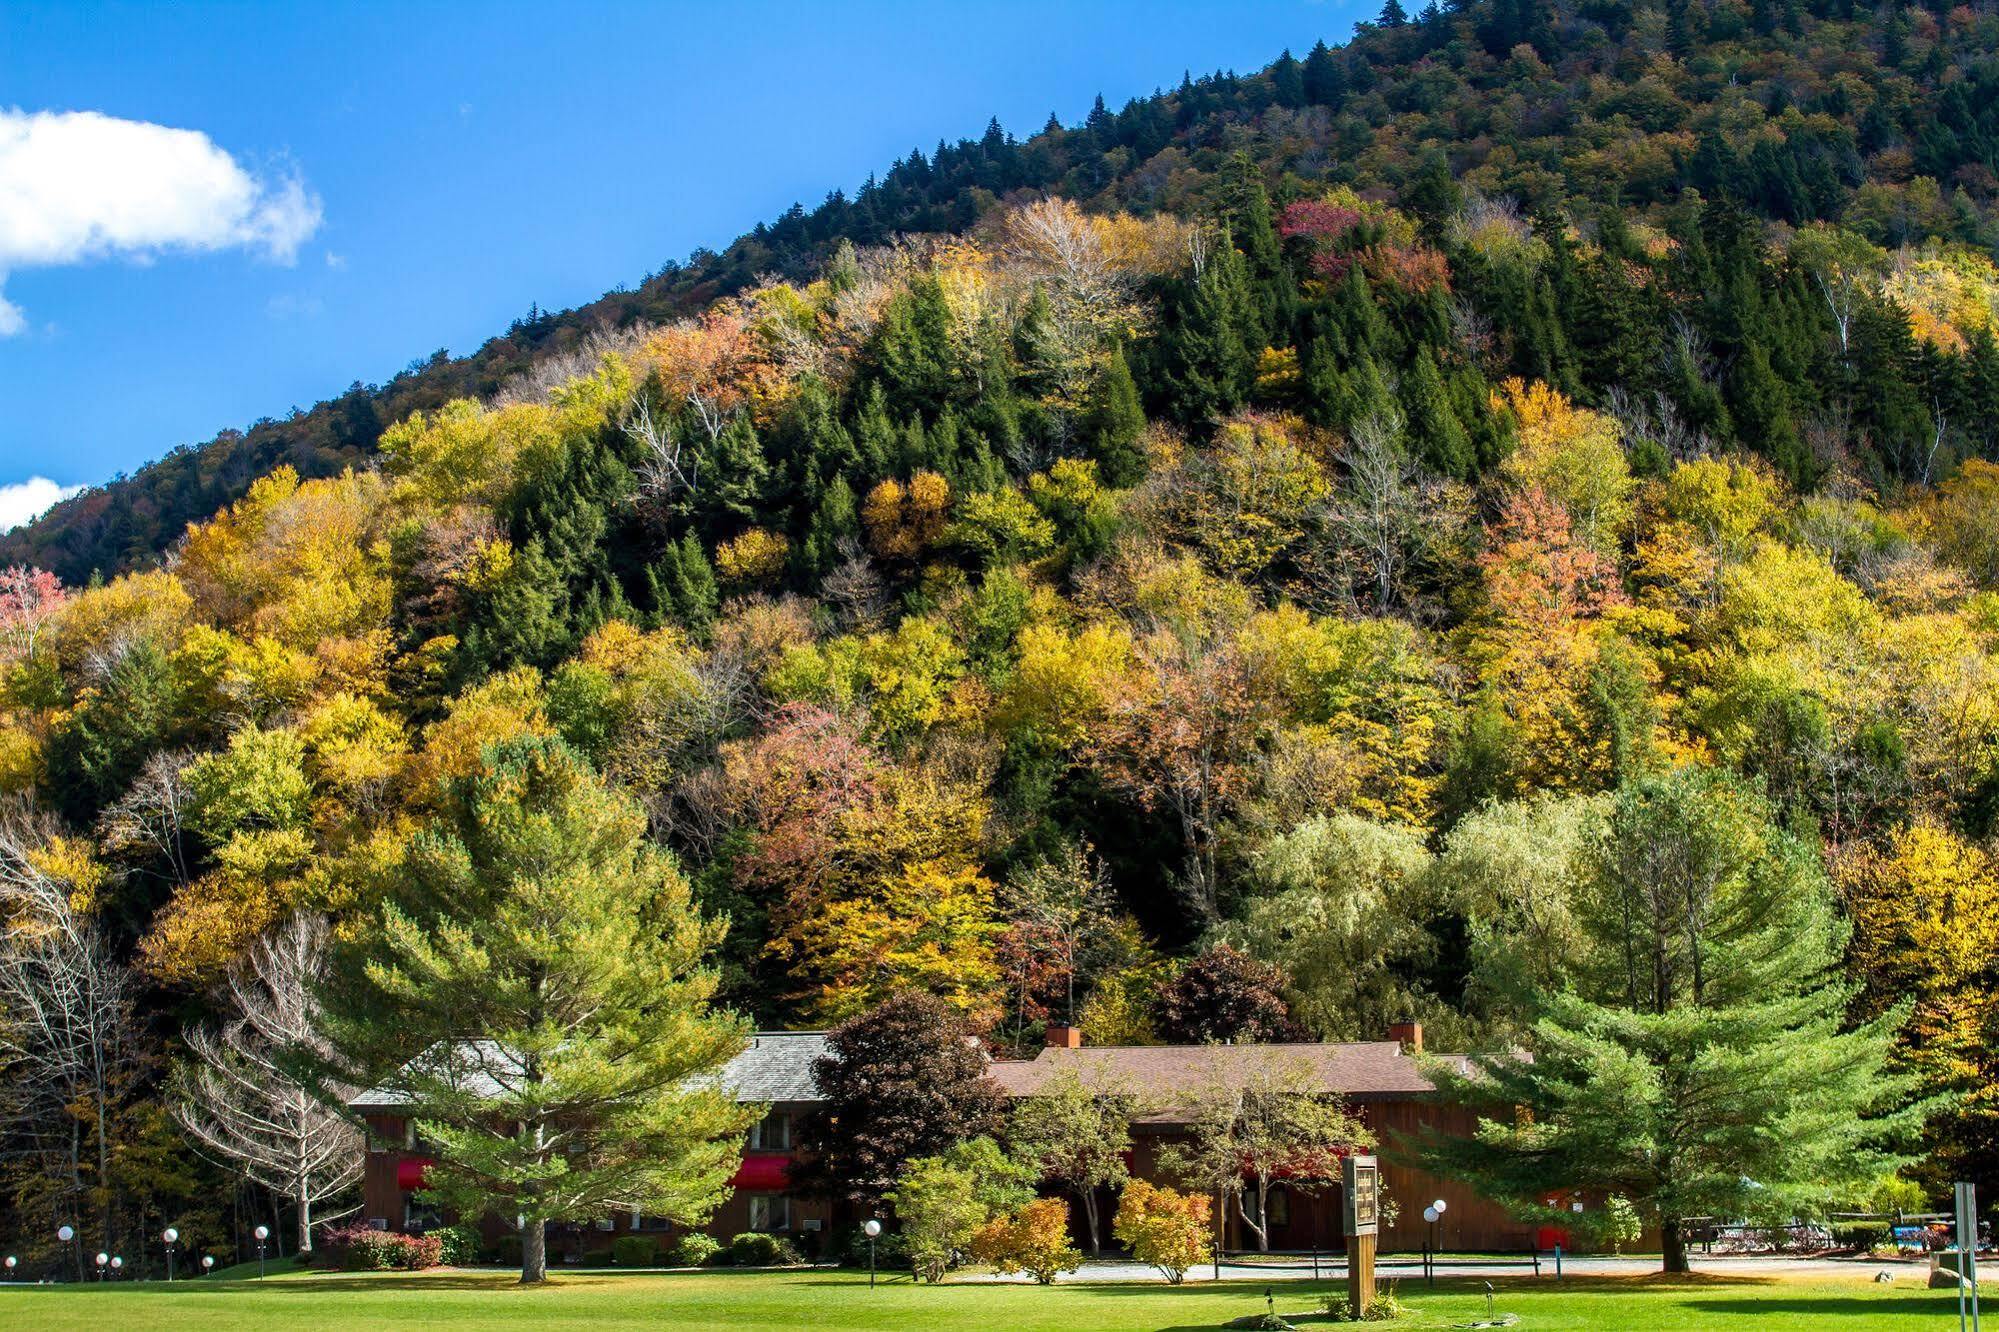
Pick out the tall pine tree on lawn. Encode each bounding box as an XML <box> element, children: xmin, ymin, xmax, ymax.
<box><xmin>321</xmin><ymin>735</ymin><xmax>750</xmax><ymax>1283</ymax></box>
<box><xmin>1421</xmin><ymin>769</ymin><xmax>1929</xmax><ymax>1272</ymax></box>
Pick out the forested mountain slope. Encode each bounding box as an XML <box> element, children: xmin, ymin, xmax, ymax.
<box><xmin>16</xmin><ymin>0</ymin><xmax>1999</xmax><ymax>580</ymax></box>
<box><xmin>2</xmin><ymin>0</ymin><xmax>1998</xmax><ymax>1270</ymax></box>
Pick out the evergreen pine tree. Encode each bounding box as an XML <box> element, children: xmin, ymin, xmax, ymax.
<box><xmin>1081</xmin><ymin>348</ymin><xmax>1149</xmax><ymax>487</ymax></box>
<box><xmin>1152</xmin><ymin>238</ymin><xmax>1258</xmax><ymax>426</ymax></box>
<box><xmin>1270</xmin><ymin>49</ymin><xmax>1306</xmax><ymax>109</ymax></box>
<box><xmin>698</xmin><ymin>414</ymin><xmax>772</xmax><ymax>534</ymax></box>
<box><xmin>321</xmin><ymin>736</ymin><xmax>751</xmax><ymax>1284</ymax></box>
<box><xmin>1421</xmin><ymin>771</ymin><xmax>1928</xmax><ymax>1274</ymax></box>
<box><xmin>1302</xmin><ymin>41</ymin><xmax>1344</xmax><ymax>106</ymax></box>
<box><xmin>852</xmin><ymin>382</ymin><xmax>898</xmax><ymax>478</ymax></box>
<box><xmin>1729</xmin><ymin>340</ymin><xmax>1810</xmax><ymax>486</ymax></box>
<box><xmin>1403</xmin><ymin>346</ymin><xmax>1475</xmax><ymax>477</ymax></box>
<box><xmin>668</xmin><ymin>530</ymin><xmax>718</xmax><ymax>628</ymax></box>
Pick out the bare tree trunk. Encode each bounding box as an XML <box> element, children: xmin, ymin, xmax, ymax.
<box><xmin>521</xmin><ymin>1220</ymin><xmax>548</xmax><ymax>1284</ymax></box>
<box><xmin>296</xmin><ymin>1172</ymin><xmax>313</xmax><ymax>1255</ymax></box>
<box><xmin>1080</xmin><ymin>1188</ymin><xmax>1101</xmax><ymax>1257</ymax></box>
<box><xmin>1242</xmin><ymin>1179</ymin><xmax>1271</xmax><ymax>1252</ymax></box>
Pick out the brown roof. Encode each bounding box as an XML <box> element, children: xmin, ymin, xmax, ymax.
<box><xmin>988</xmin><ymin>1041</ymin><xmax>1470</xmax><ymax>1124</ymax></box>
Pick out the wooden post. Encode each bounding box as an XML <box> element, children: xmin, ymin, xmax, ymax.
<box><xmin>1343</xmin><ymin>1155</ymin><xmax>1380</xmax><ymax>1317</ymax></box>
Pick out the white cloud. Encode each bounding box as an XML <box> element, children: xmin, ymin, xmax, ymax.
<box><xmin>0</xmin><ymin>476</ymin><xmax>83</xmax><ymax>532</ymax></box>
<box><xmin>0</xmin><ymin>108</ymin><xmax>323</xmax><ymax>334</ymax></box>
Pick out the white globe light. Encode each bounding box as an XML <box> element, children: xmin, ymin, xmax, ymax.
<box><xmin>95</xmin><ymin>1252</ymin><xmax>108</xmax><ymax>1266</ymax></box>
<box><xmin>254</xmin><ymin>1225</ymin><xmax>269</xmax><ymax>1241</ymax></box>
<box><xmin>862</xmin><ymin>1219</ymin><xmax>882</xmax><ymax>1238</ymax></box>
<box><xmin>202</xmin><ymin>1256</ymin><xmax>215</xmax><ymax>1269</ymax></box>
<box><xmin>1433</xmin><ymin>1198</ymin><xmax>1448</xmax><ymax>1214</ymax></box>
<box><xmin>163</xmin><ymin>1227</ymin><xmax>178</xmax><ymax>1244</ymax></box>
<box><xmin>110</xmin><ymin>1257</ymin><xmax>122</xmax><ymax>1270</ymax></box>
<box><xmin>57</xmin><ymin>1226</ymin><xmax>74</xmax><ymax>1243</ymax></box>
<box><xmin>4</xmin><ymin>1255</ymin><xmax>16</xmax><ymax>1269</ymax></box>
<box><xmin>1422</xmin><ymin>1206</ymin><xmax>1438</xmax><ymax>1224</ymax></box>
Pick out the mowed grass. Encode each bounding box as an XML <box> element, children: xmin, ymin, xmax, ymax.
<box><xmin>0</xmin><ymin>1265</ymin><xmax>1960</xmax><ymax>1330</ymax></box>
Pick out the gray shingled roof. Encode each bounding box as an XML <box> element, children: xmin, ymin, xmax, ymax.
<box><xmin>349</xmin><ymin>1039</ymin><xmax>526</xmax><ymax>1111</ymax></box>
<box><xmin>351</xmin><ymin>1033</ymin><xmax>832</xmax><ymax>1112</ymax></box>
<box><xmin>353</xmin><ymin>1034</ymin><xmax>1460</xmax><ymax>1118</ymax></box>
<box><xmin>716</xmin><ymin>1031</ymin><xmax>830</xmax><ymax>1104</ymax></box>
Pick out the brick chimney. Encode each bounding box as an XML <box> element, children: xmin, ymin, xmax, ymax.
<box><xmin>1387</xmin><ymin>1020</ymin><xmax>1423</xmax><ymax>1054</ymax></box>
<box><xmin>1045</xmin><ymin>1023</ymin><xmax>1083</xmax><ymax>1049</ymax></box>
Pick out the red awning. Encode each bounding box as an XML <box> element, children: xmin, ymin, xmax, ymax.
<box><xmin>729</xmin><ymin>1153</ymin><xmax>792</xmax><ymax>1191</ymax></box>
<box><xmin>397</xmin><ymin>1156</ymin><xmax>432</xmax><ymax>1191</ymax></box>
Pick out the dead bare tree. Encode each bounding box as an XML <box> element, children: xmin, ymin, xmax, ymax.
<box><xmin>170</xmin><ymin>914</ymin><xmax>360</xmax><ymax>1256</ymax></box>
<box><xmin>821</xmin><ymin>538</ymin><xmax>889</xmax><ymax>632</ymax></box>
<box><xmin>0</xmin><ymin>803</ymin><xmax>143</xmax><ymax>1272</ymax></box>
<box><xmin>1330</xmin><ymin>408</ymin><xmax>1418</xmax><ymax>611</ymax></box>
<box><xmin>96</xmin><ymin>749</ymin><xmax>197</xmax><ymax>887</ymax></box>
<box><xmin>623</xmin><ymin>391</ymin><xmax>702</xmax><ymax>505</ymax></box>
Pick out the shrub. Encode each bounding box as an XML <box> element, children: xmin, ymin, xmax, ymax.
<box><xmin>495</xmin><ymin>1234</ymin><xmax>523</xmax><ymax>1268</ymax></box>
<box><xmin>666</xmin><ymin>1232</ymin><xmax>722</xmax><ymax>1266</ymax></box>
<box><xmin>886</xmin><ymin>1153</ymin><xmax>990</xmax><ymax>1281</ymax></box>
<box><xmin>726</xmin><ymin>1232</ymin><xmax>803</xmax><ymax>1267</ymax></box>
<box><xmin>1112</xmin><ymin>1179</ymin><xmax>1211</xmax><ymax>1284</ymax></box>
<box><xmin>1833</xmin><ymin>1223</ymin><xmax>1889</xmax><ymax>1251</ymax></box>
<box><xmin>1321</xmin><ymin>1279</ymin><xmax>1409</xmax><ymax>1321</ymax></box>
<box><xmin>968</xmin><ymin>1198</ymin><xmax>1081</xmax><ymax>1285</ymax></box>
<box><xmin>579</xmin><ymin>1246</ymin><xmax>615</xmax><ymax>1267</ymax></box>
<box><xmin>320</xmin><ymin>1224</ymin><xmax>443</xmax><ymax>1271</ymax></box>
<box><xmin>842</xmin><ymin>1226</ymin><xmax>909</xmax><ymax>1270</ymax></box>
<box><xmin>1600</xmin><ymin>1194</ymin><xmax>1642</xmax><ymax>1254</ymax></box>
<box><xmin>611</xmin><ymin>1234</ymin><xmax>660</xmax><ymax>1267</ymax></box>
<box><xmin>432</xmin><ymin>1224</ymin><xmax>480</xmax><ymax>1266</ymax></box>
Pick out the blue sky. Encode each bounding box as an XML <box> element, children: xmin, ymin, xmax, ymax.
<box><xmin>0</xmin><ymin>1</ymin><xmax>1362</xmax><ymax>519</ymax></box>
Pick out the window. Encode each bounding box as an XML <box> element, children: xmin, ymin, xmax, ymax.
<box><xmin>748</xmin><ymin>1110</ymin><xmax>791</xmax><ymax>1151</ymax></box>
<box><xmin>747</xmin><ymin>1194</ymin><xmax>790</xmax><ymax>1233</ymax></box>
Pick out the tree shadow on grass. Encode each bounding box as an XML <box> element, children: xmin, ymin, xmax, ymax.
<box><xmin>196</xmin><ymin>1274</ymin><xmax>523</xmax><ymax>1294</ymax></box>
<box><xmin>1680</xmin><ymin>1293</ymin><xmax>1958</xmax><ymax>1319</ymax></box>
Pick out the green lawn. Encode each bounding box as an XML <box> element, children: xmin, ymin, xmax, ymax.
<box><xmin>0</xmin><ymin>1265</ymin><xmax>1960</xmax><ymax>1330</ymax></box>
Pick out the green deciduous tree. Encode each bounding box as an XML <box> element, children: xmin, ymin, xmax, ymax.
<box><xmin>886</xmin><ymin>1135</ymin><xmax>1036</xmax><ymax>1281</ymax></box>
<box><xmin>1162</xmin><ymin>1051</ymin><xmax>1373</xmax><ymax>1252</ymax></box>
<box><xmin>1007</xmin><ymin>1067</ymin><xmax>1135</xmax><ymax>1255</ymax></box>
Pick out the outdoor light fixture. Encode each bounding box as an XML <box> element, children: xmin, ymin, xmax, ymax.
<box><xmin>110</xmin><ymin>1256</ymin><xmax>123</xmax><ymax>1275</ymax></box>
<box><xmin>164</xmin><ymin>1226</ymin><xmax>179</xmax><ymax>1282</ymax></box>
<box><xmin>254</xmin><ymin>1224</ymin><xmax>270</xmax><ymax>1279</ymax></box>
<box><xmin>863</xmin><ymin>1218</ymin><xmax>882</xmax><ymax>1290</ymax></box>
<box><xmin>4</xmin><ymin>1255</ymin><xmax>16</xmax><ymax>1277</ymax></box>
<box><xmin>94</xmin><ymin>1251</ymin><xmax>107</xmax><ymax>1282</ymax></box>
<box><xmin>56</xmin><ymin>1225</ymin><xmax>73</xmax><ymax>1242</ymax></box>
<box><xmin>202</xmin><ymin>1255</ymin><xmax>215</xmax><ymax>1274</ymax></box>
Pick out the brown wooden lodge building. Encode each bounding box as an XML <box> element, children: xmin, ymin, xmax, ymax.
<box><xmin>352</xmin><ymin>1021</ymin><xmax>1572</xmax><ymax>1262</ymax></box>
